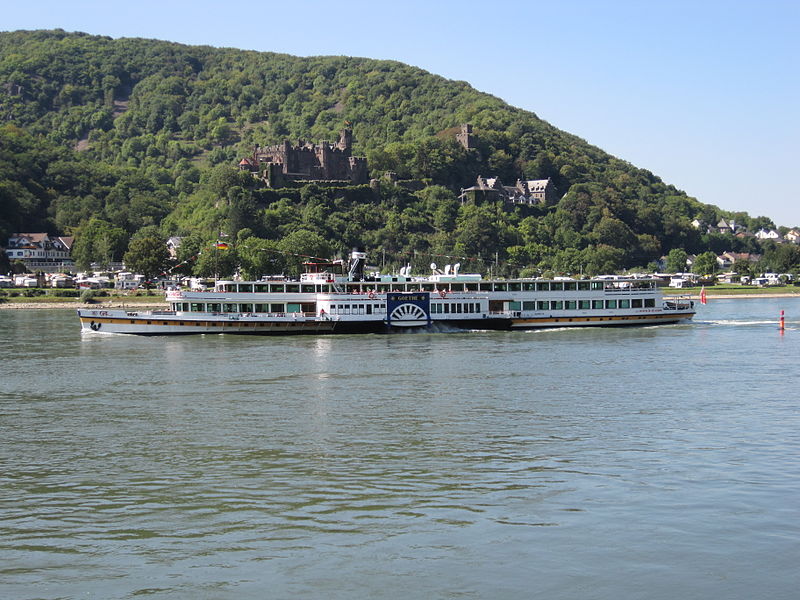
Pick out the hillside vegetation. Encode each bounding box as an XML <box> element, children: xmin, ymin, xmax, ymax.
<box><xmin>0</xmin><ymin>29</ymin><xmax>783</xmax><ymax>276</ymax></box>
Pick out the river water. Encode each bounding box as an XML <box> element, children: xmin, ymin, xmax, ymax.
<box><xmin>1</xmin><ymin>298</ymin><xmax>799</xmax><ymax>599</ymax></box>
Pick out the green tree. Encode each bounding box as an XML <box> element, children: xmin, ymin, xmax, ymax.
<box><xmin>693</xmin><ymin>251</ymin><xmax>719</xmax><ymax>275</ymax></box>
<box><xmin>665</xmin><ymin>248</ymin><xmax>689</xmax><ymax>273</ymax></box>
<box><xmin>123</xmin><ymin>236</ymin><xmax>171</xmax><ymax>283</ymax></box>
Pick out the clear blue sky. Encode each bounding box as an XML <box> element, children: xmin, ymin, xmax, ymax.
<box><xmin>5</xmin><ymin>0</ymin><xmax>798</xmax><ymax>226</ymax></box>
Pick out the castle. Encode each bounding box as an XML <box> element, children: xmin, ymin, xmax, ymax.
<box><xmin>239</xmin><ymin>128</ymin><xmax>368</xmax><ymax>187</ymax></box>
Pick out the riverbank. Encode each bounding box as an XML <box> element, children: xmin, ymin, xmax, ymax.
<box><xmin>0</xmin><ymin>298</ymin><xmax>168</xmax><ymax>310</ymax></box>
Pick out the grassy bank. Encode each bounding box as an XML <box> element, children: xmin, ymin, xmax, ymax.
<box><xmin>0</xmin><ymin>289</ymin><xmax>168</xmax><ymax>309</ymax></box>
<box><xmin>663</xmin><ymin>284</ymin><xmax>800</xmax><ymax>297</ymax></box>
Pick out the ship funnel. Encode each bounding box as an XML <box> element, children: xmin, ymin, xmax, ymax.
<box><xmin>348</xmin><ymin>247</ymin><xmax>367</xmax><ymax>281</ymax></box>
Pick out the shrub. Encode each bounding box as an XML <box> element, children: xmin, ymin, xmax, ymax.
<box><xmin>80</xmin><ymin>289</ymin><xmax>97</xmax><ymax>303</ymax></box>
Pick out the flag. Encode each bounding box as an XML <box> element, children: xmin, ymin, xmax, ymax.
<box><xmin>700</xmin><ymin>286</ymin><xmax>707</xmax><ymax>305</ymax></box>
<box><xmin>214</xmin><ymin>242</ymin><xmax>229</xmax><ymax>250</ymax></box>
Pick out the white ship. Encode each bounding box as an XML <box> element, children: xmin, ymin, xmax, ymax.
<box><xmin>77</xmin><ymin>250</ymin><xmax>695</xmax><ymax>335</ymax></box>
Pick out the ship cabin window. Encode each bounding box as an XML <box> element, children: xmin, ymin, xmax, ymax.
<box><xmin>592</xmin><ymin>300</ymin><xmax>604</xmax><ymax>309</ymax></box>
<box><xmin>508</xmin><ymin>282</ymin><xmax>521</xmax><ymax>291</ymax></box>
<box><xmin>270</xmin><ymin>303</ymin><xmax>285</xmax><ymax>313</ymax></box>
<box><xmin>619</xmin><ymin>299</ymin><xmax>630</xmax><ymax>309</ymax></box>
<box><xmin>523</xmin><ymin>301</ymin><xmax>536</xmax><ymax>310</ymax></box>
<box><xmin>523</xmin><ymin>282</ymin><xmax>536</xmax><ymax>291</ymax></box>
<box><xmin>605</xmin><ymin>300</ymin><xmax>617</xmax><ymax>309</ymax></box>
<box><xmin>366</xmin><ymin>304</ymin><xmax>372</xmax><ymax>315</ymax></box>
<box><xmin>466</xmin><ymin>283</ymin><xmax>479</xmax><ymax>291</ymax></box>
<box><xmin>631</xmin><ymin>299</ymin><xmax>643</xmax><ymax>308</ymax></box>
<box><xmin>450</xmin><ymin>283</ymin><xmax>465</xmax><ymax>292</ymax></box>
<box><xmin>208</xmin><ymin>303</ymin><xmax>221</xmax><ymax>312</ymax></box>
<box><xmin>578</xmin><ymin>300</ymin><xmax>590</xmax><ymax>309</ymax></box>
<box><xmin>565</xmin><ymin>300</ymin><xmax>577</xmax><ymax>310</ymax></box>
<box><xmin>644</xmin><ymin>298</ymin><xmax>655</xmax><ymax>308</ymax></box>
<box><xmin>591</xmin><ymin>282</ymin><xmax>604</xmax><ymax>290</ymax></box>
<box><xmin>479</xmin><ymin>282</ymin><xmax>492</xmax><ymax>291</ymax></box>
<box><xmin>494</xmin><ymin>283</ymin><xmax>508</xmax><ymax>292</ymax></box>
<box><xmin>240</xmin><ymin>304</ymin><xmax>254</xmax><ymax>313</ymax></box>
<box><xmin>286</xmin><ymin>284</ymin><xmax>300</xmax><ymax>293</ymax></box>
<box><xmin>254</xmin><ymin>304</ymin><xmax>269</xmax><ymax>313</ymax></box>
<box><xmin>190</xmin><ymin>302</ymin><xmax>204</xmax><ymax>312</ymax></box>
<box><xmin>301</xmin><ymin>285</ymin><xmax>315</xmax><ymax>293</ymax></box>
<box><xmin>578</xmin><ymin>281</ymin><xmax>591</xmax><ymax>291</ymax></box>
<box><xmin>444</xmin><ymin>303</ymin><xmax>450</xmax><ymax>313</ymax></box>
<box><xmin>254</xmin><ymin>284</ymin><xmax>269</xmax><ymax>293</ymax></box>
<box><xmin>223</xmin><ymin>303</ymin><xmax>237</xmax><ymax>313</ymax></box>
<box><xmin>270</xmin><ymin>284</ymin><xmax>285</xmax><ymax>293</ymax></box>
<box><xmin>550</xmin><ymin>301</ymin><xmax>563</xmax><ymax>310</ymax></box>
<box><xmin>421</xmin><ymin>283</ymin><xmax>434</xmax><ymax>291</ymax></box>
<box><xmin>237</xmin><ymin>284</ymin><xmax>254</xmax><ymax>293</ymax></box>
<box><xmin>564</xmin><ymin>282</ymin><xmax>577</xmax><ymax>291</ymax></box>
<box><xmin>180</xmin><ymin>303</ymin><xmax>190</xmax><ymax>311</ymax></box>
<box><xmin>376</xmin><ymin>284</ymin><xmax>389</xmax><ymax>292</ymax></box>
<box><xmin>537</xmin><ymin>301</ymin><xmax>548</xmax><ymax>310</ymax></box>
<box><xmin>551</xmin><ymin>282</ymin><xmax>564</xmax><ymax>291</ymax></box>
<box><xmin>536</xmin><ymin>282</ymin><xmax>549</xmax><ymax>292</ymax></box>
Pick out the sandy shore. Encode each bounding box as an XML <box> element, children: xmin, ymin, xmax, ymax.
<box><xmin>0</xmin><ymin>301</ymin><xmax>168</xmax><ymax>310</ymax></box>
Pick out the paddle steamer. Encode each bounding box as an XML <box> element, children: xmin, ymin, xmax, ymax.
<box><xmin>77</xmin><ymin>250</ymin><xmax>695</xmax><ymax>335</ymax></box>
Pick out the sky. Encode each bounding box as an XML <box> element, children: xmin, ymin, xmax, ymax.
<box><xmin>4</xmin><ymin>0</ymin><xmax>799</xmax><ymax>226</ymax></box>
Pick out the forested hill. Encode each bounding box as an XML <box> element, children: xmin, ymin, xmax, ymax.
<box><xmin>0</xmin><ymin>29</ymin><xmax>779</xmax><ymax>276</ymax></box>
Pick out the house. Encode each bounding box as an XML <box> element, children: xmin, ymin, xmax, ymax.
<box><xmin>784</xmin><ymin>229</ymin><xmax>800</xmax><ymax>244</ymax></box>
<box><xmin>755</xmin><ymin>228</ymin><xmax>783</xmax><ymax>242</ymax></box>
<box><xmin>716</xmin><ymin>252</ymin><xmax>761</xmax><ymax>270</ymax></box>
<box><xmin>166</xmin><ymin>236</ymin><xmax>182</xmax><ymax>259</ymax></box>
<box><xmin>5</xmin><ymin>233</ymin><xmax>74</xmax><ymax>270</ymax></box>
<box><xmin>459</xmin><ymin>176</ymin><xmax>558</xmax><ymax>206</ymax></box>
<box><xmin>716</xmin><ymin>218</ymin><xmax>738</xmax><ymax>234</ymax></box>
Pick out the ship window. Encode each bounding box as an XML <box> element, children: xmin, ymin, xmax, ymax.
<box><xmin>536</xmin><ymin>282</ymin><xmax>549</xmax><ymax>291</ymax></box>
<box><xmin>509</xmin><ymin>301</ymin><xmax>521</xmax><ymax>310</ymax></box>
<box><xmin>537</xmin><ymin>301</ymin><xmax>548</xmax><ymax>310</ymax></box>
<box><xmin>238</xmin><ymin>284</ymin><xmax>254</xmax><ymax>293</ymax></box>
<box><xmin>619</xmin><ymin>299</ymin><xmax>630</xmax><ymax>308</ymax></box>
<box><xmin>578</xmin><ymin>281</ymin><xmax>590</xmax><ymax>291</ymax></box>
<box><xmin>449</xmin><ymin>283</ymin><xmax>464</xmax><ymax>292</ymax></box>
<box><xmin>551</xmin><ymin>282</ymin><xmax>564</xmax><ymax>291</ymax></box>
<box><xmin>564</xmin><ymin>282</ymin><xmax>577</xmax><ymax>291</ymax></box>
<box><xmin>578</xmin><ymin>300</ymin><xmax>591</xmax><ymax>309</ymax></box>
<box><xmin>565</xmin><ymin>300</ymin><xmax>577</xmax><ymax>310</ymax></box>
<box><xmin>254</xmin><ymin>304</ymin><xmax>268</xmax><ymax>313</ymax></box>
<box><xmin>479</xmin><ymin>283</ymin><xmax>492</xmax><ymax>291</ymax></box>
<box><xmin>444</xmin><ymin>304</ymin><xmax>450</xmax><ymax>313</ymax></box>
<box><xmin>208</xmin><ymin>303</ymin><xmax>221</xmax><ymax>312</ymax></box>
<box><xmin>522</xmin><ymin>301</ymin><xmax>536</xmax><ymax>310</ymax></box>
<box><xmin>301</xmin><ymin>285</ymin><xmax>315</xmax><ymax>293</ymax></box>
<box><xmin>522</xmin><ymin>282</ymin><xmax>536</xmax><ymax>291</ymax></box>
<box><xmin>493</xmin><ymin>283</ymin><xmax>508</xmax><ymax>292</ymax></box>
<box><xmin>270</xmin><ymin>303</ymin><xmax>285</xmax><ymax>313</ymax></box>
<box><xmin>550</xmin><ymin>301</ymin><xmax>563</xmax><ymax>310</ymax></box>
<box><xmin>466</xmin><ymin>283</ymin><xmax>479</xmax><ymax>291</ymax></box>
<box><xmin>644</xmin><ymin>298</ymin><xmax>655</xmax><ymax>307</ymax></box>
<box><xmin>286</xmin><ymin>284</ymin><xmax>300</xmax><ymax>293</ymax></box>
<box><xmin>605</xmin><ymin>300</ymin><xmax>617</xmax><ymax>309</ymax></box>
<box><xmin>254</xmin><ymin>284</ymin><xmax>269</xmax><ymax>293</ymax></box>
<box><xmin>591</xmin><ymin>282</ymin><xmax>604</xmax><ymax>290</ymax></box>
<box><xmin>240</xmin><ymin>304</ymin><xmax>254</xmax><ymax>313</ymax></box>
<box><xmin>632</xmin><ymin>299</ymin><xmax>643</xmax><ymax>308</ymax></box>
<box><xmin>269</xmin><ymin>284</ymin><xmax>285</xmax><ymax>293</ymax></box>
<box><xmin>592</xmin><ymin>300</ymin><xmax>603</xmax><ymax>309</ymax></box>
<box><xmin>421</xmin><ymin>283</ymin><xmax>434</xmax><ymax>291</ymax></box>
<box><xmin>508</xmin><ymin>282</ymin><xmax>521</xmax><ymax>291</ymax></box>
<box><xmin>190</xmin><ymin>303</ymin><xmax>203</xmax><ymax>311</ymax></box>
<box><xmin>366</xmin><ymin>305</ymin><xmax>372</xmax><ymax>315</ymax></box>
<box><xmin>223</xmin><ymin>303</ymin><xmax>237</xmax><ymax>312</ymax></box>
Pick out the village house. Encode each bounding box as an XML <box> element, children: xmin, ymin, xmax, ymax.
<box><xmin>754</xmin><ymin>228</ymin><xmax>783</xmax><ymax>242</ymax></box>
<box><xmin>459</xmin><ymin>176</ymin><xmax>558</xmax><ymax>206</ymax></box>
<box><xmin>238</xmin><ymin>128</ymin><xmax>368</xmax><ymax>187</ymax></box>
<box><xmin>5</xmin><ymin>233</ymin><xmax>74</xmax><ymax>271</ymax></box>
<box><xmin>783</xmin><ymin>229</ymin><xmax>800</xmax><ymax>244</ymax></box>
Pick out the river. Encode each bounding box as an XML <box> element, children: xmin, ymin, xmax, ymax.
<box><xmin>1</xmin><ymin>298</ymin><xmax>799</xmax><ymax>599</ymax></box>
